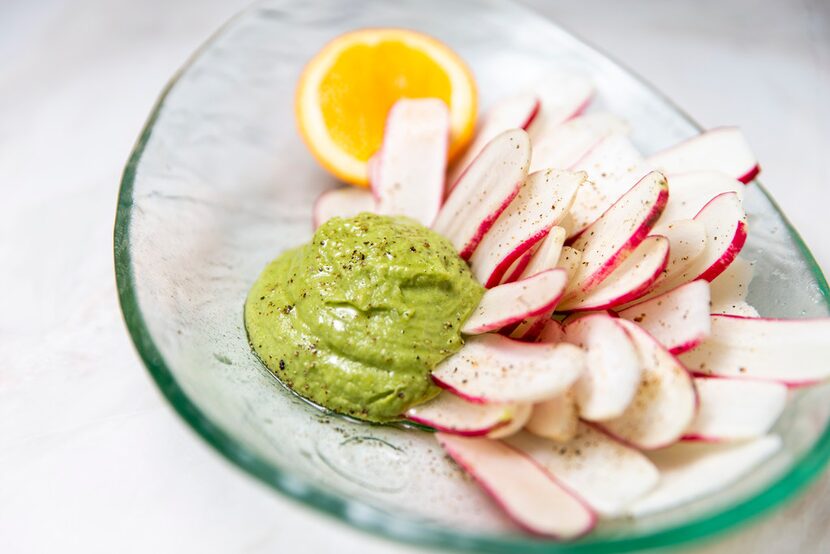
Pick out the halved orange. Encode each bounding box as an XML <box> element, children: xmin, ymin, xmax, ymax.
<box><xmin>296</xmin><ymin>28</ymin><xmax>477</xmax><ymax>186</ymax></box>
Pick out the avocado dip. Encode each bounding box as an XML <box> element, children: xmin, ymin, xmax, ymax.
<box><xmin>245</xmin><ymin>212</ymin><xmax>484</xmax><ymax>422</ymax></box>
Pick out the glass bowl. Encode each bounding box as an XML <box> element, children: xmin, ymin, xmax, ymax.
<box><xmin>114</xmin><ymin>0</ymin><xmax>830</xmax><ymax>551</ymax></box>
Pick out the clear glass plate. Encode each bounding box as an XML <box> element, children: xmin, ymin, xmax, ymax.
<box><xmin>114</xmin><ymin>0</ymin><xmax>830</xmax><ymax>551</ymax></box>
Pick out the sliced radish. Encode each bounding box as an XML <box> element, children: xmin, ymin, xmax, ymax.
<box><xmin>559</xmin><ymin>235</ymin><xmax>669</xmax><ymax>311</ymax></box>
<box><xmin>680</xmin><ymin>315</ymin><xmax>830</xmax><ymax>385</ymax></box>
<box><xmin>461</xmin><ymin>269</ymin><xmax>568</xmax><ymax>335</ymax></box>
<box><xmin>526</xmin><ymin>391</ymin><xmax>578</xmax><ymax>442</ymax></box>
<box><xmin>500</xmin><ymin>249</ymin><xmax>534</xmax><ymax>285</ymax></box>
<box><xmin>710</xmin><ymin>257</ymin><xmax>755</xmax><ymax>315</ymax></box>
<box><xmin>684</xmin><ymin>378</ymin><xmax>787</xmax><ymax>441</ymax></box>
<box><xmin>567</xmin><ymin>134</ymin><xmax>653</xmax><ymax>236</ymax></box>
<box><xmin>432</xmin><ymin>129</ymin><xmax>530</xmax><ymax>259</ymax></box>
<box><xmin>648</xmin><ymin>193</ymin><xmax>746</xmax><ymax>299</ymax></box>
<box><xmin>647</xmin><ymin>127</ymin><xmax>760</xmax><ymax>184</ymax></box>
<box><xmin>405</xmin><ymin>393</ymin><xmax>521</xmax><ymax>437</ymax></box>
<box><xmin>507</xmin><ymin>425</ymin><xmax>659</xmax><ymax>517</ymax></box>
<box><xmin>537</xmin><ymin>318</ymin><xmax>565</xmax><ymax>343</ymax></box>
<box><xmin>617</xmin><ymin>280</ymin><xmax>711</xmax><ymax>354</ymax></box>
<box><xmin>487</xmin><ymin>404</ymin><xmax>533</xmax><ymax>439</ymax></box>
<box><xmin>652</xmin><ymin>171</ymin><xmax>743</xmax><ymax>234</ymax></box>
<box><xmin>651</xmin><ymin>219</ymin><xmax>708</xmax><ymax>288</ymax></box>
<box><xmin>469</xmin><ymin>169</ymin><xmax>582</xmax><ymax>287</ymax></box>
<box><xmin>367</xmin><ymin>153</ymin><xmax>382</xmax><ymax>199</ymax></box>
<box><xmin>530</xmin><ymin>112</ymin><xmax>629</xmax><ymax>172</ymax></box>
<box><xmin>526</xmin><ymin>73</ymin><xmax>595</xmax><ymax>141</ymax></box>
<box><xmin>627</xmin><ymin>436</ymin><xmax>782</xmax><ymax>516</ymax></box>
<box><xmin>312</xmin><ymin>187</ymin><xmax>376</xmax><ymax>229</ymax></box>
<box><xmin>519</xmin><ymin>226</ymin><xmax>567</xmax><ymax>280</ymax></box>
<box><xmin>556</xmin><ymin>246</ymin><xmax>583</xmax><ymax>282</ymax></box>
<box><xmin>447</xmin><ymin>92</ymin><xmax>539</xmax><ymax>189</ymax></box>
<box><xmin>569</xmin><ymin>171</ymin><xmax>669</xmax><ymax>293</ymax></box>
<box><xmin>597</xmin><ymin>319</ymin><xmax>697</xmax><ymax>449</ymax></box>
<box><xmin>432</xmin><ymin>334</ymin><xmax>585</xmax><ymax>404</ymax></box>
<box><xmin>436</xmin><ymin>434</ymin><xmax>597</xmax><ymax>538</ymax></box>
<box><xmin>563</xmin><ymin>314</ymin><xmax>642</xmax><ymax>421</ymax></box>
<box><xmin>375</xmin><ymin>99</ymin><xmax>449</xmax><ymax>226</ymax></box>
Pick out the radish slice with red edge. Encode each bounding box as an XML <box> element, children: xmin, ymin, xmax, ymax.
<box><xmin>447</xmin><ymin>92</ymin><xmax>539</xmax><ymax>189</ymax></box>
<box><xmin>597</xmin><ymin>319</ymin><xmax>697</xmax><ymax>449</ymax></box>
<box><xmin>431</xmin><ymin>334</ymin><xmax>585</xmax><ymax>404</ymax></box>
<box><xmin>436</xmin><ymin>434</ymin><xmax>597</xmax><ymax>539</ymax></box>
<box><xmin>462</xmin><ymin>269</ymin><xmax>568</xmax><ymax>335</ymax></box>
<box><xmin>651</xmin><ymin>171</ymin><xmax>743</xmax><ymax>234</ymax></box>
<box><xmin>679</xmin><ymin>315</ymin><xmax>830</xmax><ymax>385</ymax></box>
<box><xmin>647</xmin><ymin>127</ymin><xmax>760</xmax><ymax>184</ymax></box>
<box><xmin>518</xmin><ymin>226</ymin><xmax>566</xmax><ymax>280</ymax></box>
<box><xmin>618</xmin><ymin>280</ymin><xmax>711</xmax><ymax>354</ymax></box>
<box><xmin>684</xmin><ymin>378</ymin><xmax>787</xmax><ymax>441</ymax></box>
<box><xmin>627</xmin><ymin>436</ymin><xmax>781</xmax><ymax>517</ymax></box>
<box><xmin>469</xmin><ymin>169</ymin><xmax>582</xmax><ymax>287</ymax></box>
<box><xmin>526</xmin><ymin>73</ymin><xmax>595</xmax><ymax>142</ymax></box>
<box><xmin>507</xmin><ymin>425</ymin><xmax>659</xmax><ymax>517</ymax></box>
<box><xmin>432</xmin><ymin>129</ymin><xmax>530</xmax><ymax>259</ymax></box>
<box><xmin>530</xmin><ymin>112</ymin><xmax>629</xmax><ymax>173</ymax></box>
<box><xmin>559</xmin><ymin>235</ymin><xmax>669</xmax><ymax>311</ymax></box>
<box><xmin>312</xmin><ymin>187</ymin><xmax>377</xmax><ymax>229</ymax></box>
<box><xmin>563</xmin><ymin>314</ymin><xmax>642</xmax><ymax>421</ymax></box>
<box><xmin>487</xmin><ymin>404</ymin><xmax>533</xmax><ymax>439</ymax></box>
<box><xmin>569</xmin><ymin>171</ymin><xmax>669</xmax><ymax>293</ymax></box>
<box><xmin>374</xmin><ymin>99</ymin><xmax>449</xmax><ymax>226</ymax></box>
<box><xmin>405</xmin><ymin>393</ymin><xmax>522</xmax><ymax>437</ymax></box>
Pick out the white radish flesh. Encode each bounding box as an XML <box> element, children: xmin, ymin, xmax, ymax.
<box><xmin>647</xmin><ymin>127</ymin><xmax>760</xmax><ymax>184</ymax></box>
<box><xmin>313</xmin><ymin>188</ymin><xmax>376</xmax><ymax>229</ymax></box>
<box><xmin>569</xmin><ymin>171</ymin><xmax>669</xmax><ymax>293</ymax></box>
<box><xmin>405</xmin><ymin>393</ymin><xmax>521</xmax><ymax>437</ymax></box>
<box><xmin>507</xmin><ymin>425</ymin><xmax>659</xmax><ymax>517</ymax></box>
<box><xmin>684</xmin><ymin>378</ymin><xmax>787</xmax><ymax>441</ymax></box>
<box><xmin>436</xmin><ymin>434</ymin><xmax>597</xmax><ymax>538</ymax></box>
<box><xmin>680</xmin><ymin>315</ymin><xmax>830</xmax><ymax>385</ymax></box>
<box><xmin>618</xmin><ymin>280</ymin><xmax>711</xmax><ymax>354</ymax></box>
<box><xmin>564</xmin><ymin>314</ymin><xmax>642</xmax><ymax>421</ymax></box>
<box><xmin>461</xmin><ymin>269</ymin><xmax>568</xmax><ymax>335</ymax></box>
<box><xmin>709</xmin><ymin>257</ymin><xmax>755</xmax><ymax>315</ymax></box>
<box><xmin>432</xmin><ymin>334</ymin><xmax>585</xmax><ymax>404</ymax></box>
<box><xmin>487</xmin><ymin>404</ymin><xmax>533</xmax><ymax>439</ymax></box>
<box><xmin>627</xmin><ymin>436</ymin><xmax>782</xmax><ymax>517</ymax></box>
<box><xmin>526</xmin><ymin>73</ymin><xmax>595</xmax><ymax>142</ymax></box>
<box><xmin>526</xmin><ymin>392</ymin><xmax>579</xmax><ymax>443</ymax></box>
<box><xmin>652</xmin><ymin>171</ymin><xmax>743</xmax><ymax>234</ymax></box>
<box><xmin>432</xmin><ymin>129</ymin><xmax>531</xmax><ymax>259</ymax></box>
<box><xmin>469</xmin><ymin>169</ymin><xmax>582</xmax><ymax>287</ymax></box>
<box><xmin>447</xmin><ymin>92</ymin><xmax>539</xmax><ymax>189</ymax></box>
<box><xmin>530</xmin><ymin>112</ymin><xmax>629</xmax><ymax>172</ymax></box>
<box><xmin>519</xmin><ymin>226</ymin><xmax>566</xmax><ymax>279</ymax></box>
<box><xmin>598</xmin><ymin>319</ymin><xmax>698</xmax><ymax>449</ymax></box>
<box><xmin>375</xmin><ymin>99</ymin><xmax>449</xmax><ymax>226</ymax></box>
<box><xmin>559</xmin><ymin>235</ymin><xmax>669</xmax><ymax>311</ymax></box>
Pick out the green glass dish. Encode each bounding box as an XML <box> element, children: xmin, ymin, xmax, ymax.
<box><xmin>114</xmin><ymin>0</ymin><xmax>830</xmax><ymax>551</ymax></box>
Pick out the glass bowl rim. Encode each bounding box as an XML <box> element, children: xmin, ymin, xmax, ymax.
<box><xmin>113</xmin><ymin>4</ymin><xmax>830</xmax><ymax>552</ymax></box>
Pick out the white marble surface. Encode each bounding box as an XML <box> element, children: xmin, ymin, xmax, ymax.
<box><xmin>1</xmin><ymin>0</ymin><xmax>828</xmax><ymax>552</ymax></box>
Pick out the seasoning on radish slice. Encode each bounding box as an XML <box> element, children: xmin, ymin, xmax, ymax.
<box><xmin>618</xmin><ymin>280</ymin><xmax>711</xmax><ymax>354</ymax></box>
<box><xmin>431</xmin><ymin>334</ymin><xmax>585</xmax><ymax>404</ymax></box>
<box><xmin>374</xmin><ymin>99</ymin><xmax>449</xmax><ymax>226</ymax></box>
<box><xmin>647</xmin><ymin>127</ymin><xmax>760</xmax><ymax>184</ymax></box>
<box><xmin>569</xmin><ymin>171</ymin><xmax>669</xmax><ymax>293</ymax></box>
<box><xmin>680</xmin><ymin>315</ymin><xmax>830</xmax><ymax>385</ymax></box>
<box><xmin>652</xmin><ymin>171</ymin><xmax>743</xmax><ymax>234</ymax></box>
<box><xmin>559</xmin><ymin>235</ymin><xmax>669</xmax><ymax>312</ymax></box>
<box><xmin>627</xmin><ymin>436</ymin><xmax>781</xmax><ymax>517</ymax></box>
<box><xmin>436</xmin><ymin>434</ymin><xmax>597</xmax><ymax>538</ymax></box>
<box><xmin>312</xmin><ymin>187</ymin><xmax>376</xmax><ymax>229</ymax></box>
<box><xmin>447</xmin><ymin>92</ymin><xmax>540</xmax><ymax>189</ymax></box>
<box><xmin>432</xmin><ymin>129</ymin><xmax>530</xmax><ymax>259</ymax></box>
<box><xmin>507</xmin><ymin>425</ymin><xmax>659</xmax><ymax>517</ymax></box>
<box><xmin>597</xmin><ymin>319</ymin><xmax>697</xmax><ymax>449</ymax></box>
<box><xmin>469</xmin><ymin>169</ymin><xmax>582</xmax><ymax>287</ymax></box>
<box><xmin>684</xmin><ymin>378</ymin><xmax>787</xmax><ymax>441</ymax></box>
<box><xmin>709</xmin><ymin>257</ymin><xmax>756</xmax><ymax>316</ymax></box>
<box><xmin>405</xmin><ymin>393</ymin><xmax>523</xmax><ymax>437</ymax></box>
<box><xmin>462</xmin><ymin>269</ymin><xmax>568</xmax><ymax>335</ymax></box>
<box><xmin>563</xmin><ymin>314</ymin><xmax>642</xmax><ymax>421</ymax></box>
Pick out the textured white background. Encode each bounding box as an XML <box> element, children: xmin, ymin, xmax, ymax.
<box><xmin>1</xmin><ymin>0</ymin><xmax>828</xmax><ymax>552</ymax></box>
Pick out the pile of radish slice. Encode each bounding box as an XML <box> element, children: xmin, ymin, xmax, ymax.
<box><xmin>313</xmin><ymin>73</ymin><xmax>830</xmax><ymax>539</ymax></box>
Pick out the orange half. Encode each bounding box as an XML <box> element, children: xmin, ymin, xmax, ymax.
<box><xmin>296</xmin><ymin>28</ymin><xmax>477</xmax><ymax>186</ymax></box>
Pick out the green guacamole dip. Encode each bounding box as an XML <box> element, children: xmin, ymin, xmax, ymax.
<box><xmin>245</xmin><ymin>213</ymin><xmax>484</xmax><ymax>422</ymax></box>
